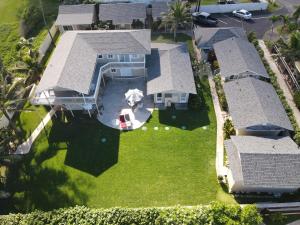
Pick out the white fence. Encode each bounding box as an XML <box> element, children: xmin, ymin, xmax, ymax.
<box><xmin>38</xmin><ymin>24</ymin><xmax>58</xmax><ymax>62</ymax></box>
<box><xmin>192</xmin><ymin>0</ymin><xmax>268</xmax><ymax>13</ymax></box>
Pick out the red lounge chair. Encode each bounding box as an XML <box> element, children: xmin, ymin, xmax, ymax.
<box><xmin>119</xmin><ymin>114</ymin><xmax>132</xmax><ymax>129</ymax></box>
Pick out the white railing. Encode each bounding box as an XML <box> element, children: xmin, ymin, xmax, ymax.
<box><xmin>32</xmin><ymin>61</ymin><xmax>145</xmax><ymax>106</ymax></box>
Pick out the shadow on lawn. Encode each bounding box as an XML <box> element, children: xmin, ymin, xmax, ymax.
<box><xmin>49</xmin><ymin>112</ymin><xmax>120</xmax><ymax>177</ymax></box>
<box><xmin>158</xmin><ymin>78</ymin><xmax>211</xmax><ymax>130</ymax></box>
<box><xmin>3</xmin><ymin>128</ymin><xmax>88</xmax><ymax>214</ymax></box>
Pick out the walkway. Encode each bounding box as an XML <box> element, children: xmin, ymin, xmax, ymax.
<box><xmin>13</xmin><ymin>108</ymin><xmax>56</xmax><ymax>155</ymax></box>
<box><xmin>192</xmin><ymin>41</ymin><xmax>227</xmax><ymax>177</ymax></box>
<box><xmin>259</xmin><ymin>40</ymin><xmax>300</xmax><ymax>127</ymax></box>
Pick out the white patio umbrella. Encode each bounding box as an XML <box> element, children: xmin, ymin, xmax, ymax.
<box><xmin>125</xmin><ymin>89</ymin><xmax>144</xmax><ymax>107</ymax></box>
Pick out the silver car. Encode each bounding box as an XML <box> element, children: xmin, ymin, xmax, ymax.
<box><xmin>232</xmin><ymin>9</ymin><xmax>252</xmax><ymax>20</ymax></box>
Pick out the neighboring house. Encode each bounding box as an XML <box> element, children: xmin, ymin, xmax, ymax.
<box><xmin>55</xmin><ymin>4</ymin><xmax>96</xmax><ymax>32</ymax></box>
<box><xmin>151</xmin><ymin>1</ymin><xmax>169</xmax><ymax>21</ymax></box>
<box><xmin>225</xmin><ymin>136</ymin><xmax>300</xmax><ymax>193</ymax></box>
<box><xmin>31</xmin><ymin>29</ymin><xmax>196</xmax><ymax>113</ymax></box>
<box><xmin>193</xmin><ymin>27</ymin><xmax>246</xmax><ymax>50</ymax></box>
<box><xmin>213</xmin><ymin>37</ymin><xmax>269</xmax><ymax>81</ymax></box>
<box><xmin>147</xmin><ymin>43</ymin><xmax>197</xmax><ymax>109</ymax></box>
<box><xmin>32</xmin><ymin>30</ymin><xmax>151</xmax><ymax>114</ymax></box>
<box><xmin>223</xmin><ymin>77</ymin><xmax>293</xmax><ymax>136</ymax></box>
<box><xmin>99</xmin><ymin>3</ymin><xmax>147</xmax><ymax>29</ymax></box>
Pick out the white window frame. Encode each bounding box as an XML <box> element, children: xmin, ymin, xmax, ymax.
<box><xmin>180</xmin><ymin>93</ymin><xmax>187</xmax><ymax>103</ymax></box>
<box><xmin>156</xmin><ymin>93</ymin><xmax>163</xmax><ymax>103</ymax></box>
<box><xmin>111</xmin><ymin>68</ymin><xmax>117</xmax><ymax>73</ymax></box>
<box><xmin>108</xmin><ymin>54</ymin><xmax>114</xmax><ymax>59</ymax></box>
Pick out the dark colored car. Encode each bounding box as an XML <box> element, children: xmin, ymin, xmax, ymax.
<box><xmin>192</xmin><ymin>12</ymin><xmax>218</xmax><ymax>26</ymax></box>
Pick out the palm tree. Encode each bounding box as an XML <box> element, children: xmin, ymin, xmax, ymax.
<box><xmin>293</xmin><ymin>5</ymin><xmax>300</xmax><ymax>21</ymax></box>
<box><xmin>269</xmin><ymin>15</ymin><xmax>280</xmax><ymax>37</ymax></box>
<box><xmin>160</xmin><ymin>0</ymin><xmax>191</xmax><ymax>41</ymax></box>
<box><xmin>0</xmin><ymin>58</ymin><xmax>32</xmax><ymax>135</ymax></box>
<box><xmin>279</xmin><ymin>15</ymin><xmax>291</xmax><ymax>33</ymax></box>
<box><xmin>10</xmin><ymin>37</ymin><xmax>41</xmax><ymax>85</ymax></box>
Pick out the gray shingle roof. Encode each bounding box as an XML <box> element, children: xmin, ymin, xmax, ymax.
<box><xmin>151</xmin><ymin>1</ymin><xmax>169</xmax><ymax>19</ymax></box>
<box><xmin>55</xmin><ymin>4</ymin><xmax>96</xmax><ymax>26</ymax></box>
<box><xmin>194</xmin><ymin>27</ymin><xmax>246</xmax><ymax>49</ymax></box>
<box><xmin>146</xmin><ymin>43</ymin><xmax>196</xmax><ymax>95</ymax></box>
<box><xmin>225</xmin><ymin>136</ymin><xmax>300</xmax><ymax>188</ymax></box>
<box><xmin>223</xmin><ymin>77</ymin><xmax>293</xmax><ymax>131</ymax></box>
<box><xmin>213</xmin><ymin>37</ymin><xmax>269</xmax><ymax>79</ymax></box>
<box><xmin>36</xmin><ymin>30</ymin><xmax>151</xmax><ymax>95</ymax></box>
<box><xmin>99</xmin><ymin>3</ymin><xmax>146</xmax><ymax>24</ymax></box>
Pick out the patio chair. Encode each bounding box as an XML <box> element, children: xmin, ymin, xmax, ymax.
<box><xmin>119</xmin><ymin>114</ymin><xmax>132</xmax><ymax>130</ymax></box>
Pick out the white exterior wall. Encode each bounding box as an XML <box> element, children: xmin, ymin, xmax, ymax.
<box><xmin>154</xmin><ymin>92</ymin><xmax>189</xmax><ymax>105</ymax></box>
<box><xmin>191</xmin><ymin>0</ymin><xmax>268</xmax><ymax>14</ymax></box>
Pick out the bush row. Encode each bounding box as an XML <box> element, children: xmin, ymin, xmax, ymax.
<box><xmin>213</xmin><ymin>75</ymin><xmax>228</xmax><ymax>112</ymax></box>
<box><xmin>0</xmin><ymin>202</ymin><xmax>262</xmax><ymax>225</ymax></box>
<box><xmin>249</xmin><ymin>33</ymin><xmax>300</xmax><ymax>144</ymax></box>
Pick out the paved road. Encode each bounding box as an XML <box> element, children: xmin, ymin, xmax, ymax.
<box><xmin>277</xmin><ymin>0</ymin><xmax>299</xmax><ymax>14</ymax></box>
<box><xmin>209</xmin><ymin>12</ymin><xmax>273</xmax><ymax>38</ymax></box>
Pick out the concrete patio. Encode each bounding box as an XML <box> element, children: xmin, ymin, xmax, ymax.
<box><xmin>97</xmin><ymin>77</ymin><xmax>154</xmax><ymax>130</ymax></box>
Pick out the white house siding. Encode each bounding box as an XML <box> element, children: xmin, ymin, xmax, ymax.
<box><xmin>154</xmin><ymin>92</ymin><xmax>189</xmax><ymax>106</ymax></box>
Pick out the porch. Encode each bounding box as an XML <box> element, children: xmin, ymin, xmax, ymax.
<box><xmin>97</xmin><ymin>77</ymin><xmax>154</xmax><ymax>130</ymax></box>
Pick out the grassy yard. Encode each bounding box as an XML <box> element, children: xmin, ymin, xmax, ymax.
<box><xmin>5</xmin><ymin>34</ymin><xmax>235</xmax><ymax>213</ymax></box>
<box><xmin>0</xmin><ymin>0</ymin><xmax>59</xmax><ymax>66</ymax></box>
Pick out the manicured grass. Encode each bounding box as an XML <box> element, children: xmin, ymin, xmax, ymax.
<box><xmin>6</xmin><ymin>34</ymin><xmax>234</xmax><ymax>213</ymax></box>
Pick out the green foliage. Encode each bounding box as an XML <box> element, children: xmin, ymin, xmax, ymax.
<box><xmin>247</xmin><ymin>32</ymin><xmax>257</xmax><ymax>43</ymax></box>
<box><xmin>0</xmin><ymin>203</ymin><xmax>262</xmax><ymax>225</ymax></box>
<box><xmin>268</xmin><ymin>212</ymin><xmax>287</xmax><ymax>224</ymax></box>
<box><xmin>293</xmin><ymin>91</ymin><xmax>300</xmax><ymax>109</ymax></box>
<box><xmin>188</xmin><ymin>94</ymin><xmax>202</xmax><ymax>109</ymax></box>
<box><xmin>160</xmin><ymin>0</ymin><xmax>191</xmax><ymax>41</ymax></box>
<box><xmin>290</xmin><ymin>31</ymin><xmax>300</xmax><ymax>50</ymax></box>
<box><xmin>223</xmin><ymin>119</ymin><xmax>235</xmax><ymax>140</ymax></box>
<box><xmin>213</xmin><ymin>75</ymin><xmax>228</xmax><ymax>111</ymax></box>
<box><xmin>20</xmin><ymin>5</ymin><xmax>42</xmax><ymax>37</ymax></box>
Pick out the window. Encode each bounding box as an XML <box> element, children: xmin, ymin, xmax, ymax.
<box><xmin>108</xmin><ymin>54</ymin><xmax>113</xmax><ymax>59</ymax></box>
<box><xmin>132</xmin><ymin>54</ymin><xmax>138</xmax><ymax>58</ymax></box>
<box><xmin>111</xmin><ymin>68</ymin><xmax>116</xmax><ymax>73</ymax></box>
<box><xmin>165</xmin><ymin>93</ymin><xmax>172</xmax><ymax>98</ymax></box>
<box><xmin>180</xmin><ymin>93</ymin><xmax>186</xmax><ymax>103</ymax></box>
<box><xmin>63</xmin><ymin>26</ymin><xmax>73</xmax><ymax>31</ymax></box>
<box><xmin>98</xmin><ymin>54</ymin><xmax>103</xmax><ymax>59</ymax></box>
<box><xmin>156</xmin><ymin>93</ymin><xmax>163</xmax><ymax>103</ymax></box>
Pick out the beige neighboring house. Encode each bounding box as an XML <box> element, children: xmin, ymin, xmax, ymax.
<box><xmin>99</xmin><ymin>3</ymin><xmax>147</xmax><ymax>29</ymax></box>
<box><xmin>55</xmin><ymin>4</ymin><xmax>96</xmax><ymax>32</ymax></box>
<box><xmin>225</xmin><ymin>136</ymin><xmax>300</xmax><ymax>194</ymax></box>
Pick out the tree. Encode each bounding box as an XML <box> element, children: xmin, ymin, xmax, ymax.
<box><xmin>293</xmin><ymin>5</ymin><xmax>300</xmax><ymax>21</ymax></box>
<box><xmin>160</xmin><ymin>0</ymin><xmax>191</xmax><ymax>41</ymax></box>
<box><xmin>223</xmin><ymin>119</ymin><xmax>235</xmax><ymax>140</ymax></box>
<box><xmin>240</xmin><ymin>205</ymin><xmax>263</xmax><ymax>225</ymax></box>
<box><xmin>279</xmin><ymin>15</ymin><xmax>291</xmax><ymax>33</ymax></box>
<box><xmin>269</xmin><ymin>15</ymin><xmax>280</xmax><ymax>37</ymax></box>
<box><xmin>10</xmin><ymin>37</ymin><xmax>41</xmax><ymax>85</ymax></box>
<box><xmin>0</xmin><ymin>57</ymin><xmax>32</xmax><ymax>135</ymax></box>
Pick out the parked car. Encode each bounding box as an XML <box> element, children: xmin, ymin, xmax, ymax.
<box><xmin>232</xmin><ymin>9</ymin><xmax>252</xmax><ymax>20</ymax></box>
<box><xmin>192</xmin><ymin>12</ymin><xmax>218</xmax><ymax>26</ymax></box>
<box><xmin>218</xmin><ymin>0</ymin><xmax>235</xmax><ymax>4</ymax></box>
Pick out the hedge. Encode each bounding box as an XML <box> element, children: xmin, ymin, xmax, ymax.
<box><xmin>248</xmin><ymin>33</ymin><xmax>300</xmax><ymax>145</ymax></box>
<box><xmin>0</xmin><ymin>202</ymin><xmax>262</xmax><ymax>225</ymax></box>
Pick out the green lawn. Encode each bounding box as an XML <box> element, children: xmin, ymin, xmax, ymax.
<box><xmin>5</xmin><ymin>34</ymin><xmax>234</xmax><ymax>213</ymax></box>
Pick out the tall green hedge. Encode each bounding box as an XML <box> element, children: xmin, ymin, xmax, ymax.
<box><xmin>0</xmin><ymin>202</ymin><xmax>262</xmax><ymax>225</ymax></box>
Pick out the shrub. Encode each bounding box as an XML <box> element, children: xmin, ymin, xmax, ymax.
<box><xmin>223</xmin><ymin>119</ymin><xmax>236</xmax><ymax>140</ymax></box>
<box><xmin>188</xmin><ymin>94</ymin><xmax>202</xmax><ymax>110</ymax></box>
<box><xmin>0</xmin><ymin>203</ymin><xmax>262</xmax><ymax>225</ymax></box>
<box><xmin>213</xmin><ymin>75</ymin><xmax>228</xmax><ymax>111</ymax></box>
<box><xmin>293</xmin><ymin>91</ymin><xmax>300</xmax><ymax>109</ymax></box>
<box><xmin>20</xmin><ymin>5</ymin><xmax>42</xmax><ymax>37</ymax></box>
